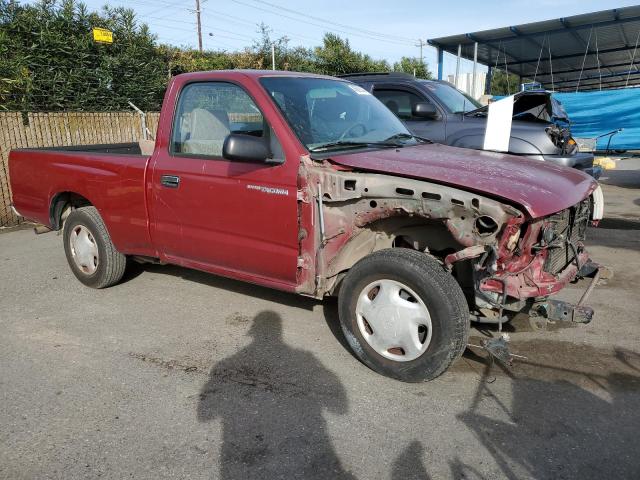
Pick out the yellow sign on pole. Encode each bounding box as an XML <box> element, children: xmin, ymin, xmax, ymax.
<box><xmin>92</xmin><ymin>28</ymin><xmax>113</xmax><ymax>44</ymax></box>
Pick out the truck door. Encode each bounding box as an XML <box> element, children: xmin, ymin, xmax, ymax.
<box><xmin>150</xmin><ymin>81</ymin><xmax>299</xmax><ymax>288</ymax></box>
<box><xmin>372</xmin><ymin>85</ymin><xmax>447</xmax><ymax>143</ymax></box>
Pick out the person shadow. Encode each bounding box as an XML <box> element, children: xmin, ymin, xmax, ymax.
<box><xmin>391</xmin><ymin>441</ymin><xmax>431</xmax><ymax>480</ymax></box>
<box><xmin>196</xmin><ymin>310</ymin><xmax>357</xmax><ymax>480</ymax></box>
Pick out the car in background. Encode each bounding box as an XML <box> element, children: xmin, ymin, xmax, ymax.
<box><xmin>341</xmin><ymin>73</ymin><xmax>601</xmax><ymax>179</ymax></box>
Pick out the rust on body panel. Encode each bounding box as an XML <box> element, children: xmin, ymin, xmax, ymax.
<box><xmin>295</xmin><ymin>155</ymin><xmax>523</xmax><ymax>298</ymax></box>
<box><xmin>295</xmin><ymin>155</ymin><xmax>597</xmax><ymax>325</ymax></box>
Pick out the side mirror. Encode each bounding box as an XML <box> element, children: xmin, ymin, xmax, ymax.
<box><xmin>412</xmin><ymin>102</ymin><xmax>438</xmax><ymax>119</ymax></box>
<box><xmin>223</xmin><ymin>134</ymin><xmax>271</xmax><ymax>163</ymax></box>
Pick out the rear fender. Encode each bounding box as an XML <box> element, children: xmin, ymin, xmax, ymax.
<box><xmin>49</xmin><ymin>191</ymin><xmax>93</xmax><ymax>230</ymax></box>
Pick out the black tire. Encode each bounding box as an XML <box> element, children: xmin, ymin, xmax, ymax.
<box><xmin>63</xmin><ymin>206</ymin><xmax>126</xmax><ymax>288</ymax></box>
<box><xmin>338</xmin><ymin>248</ymin><xmax>469</xmax><ymax>382</ymax></box>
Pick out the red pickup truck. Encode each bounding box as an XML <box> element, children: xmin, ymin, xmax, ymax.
<box><xmin>9</xmin><ymin>70</ymin><xmax>604</xmax><ymax>382</ymax></box>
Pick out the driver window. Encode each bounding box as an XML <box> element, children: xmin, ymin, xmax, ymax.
<box><xmin>306</xmin><ymin>88</ymin><xmax>363</xmax><ymax>144</ymax></box>
<box><xmin>373</xmin><ymin>89</ymin><xmax>428</xmax><ymax>120</ymax></box>
<box><xmin>171</xmin><ymin>82</ymin><xmax>283</xmax><ymax>161</ymax></box>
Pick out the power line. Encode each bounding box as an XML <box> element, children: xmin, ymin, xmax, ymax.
<box><xmin>143</xmin><ymin>15</ymin><xmax>255</xmax><ymax>42</ymax></box>
<box><xmin>139</xmin><ymin>11</ymin><xmax>257</xmax><ymax>41</ymax></box>
<box><xmin>229</xmin><ymin>0</ymin><xmax>415</xmax><ymax>47</ymax></box>
<box><xmin>62</xmin><ymin>0</ymin><xmax>410</xmax><ymax>58</ymax></box>
<box><xmin>123</xmin><ymin>0</ymin><xmax>323</xmax><ymax>47</ymax></box>
<box><xmin>126</xmin><ymin>0</ymin><xmax>417</xmax><ymax>46</ymax></box>
<box><xmin>247</xmin><ymin>0</ymin><xmax>416</xmax><ymax>43</ymax></box>
<box><xmin>200</xmin><ymin>8</ymin><xmax>323</xmax><ymax>45</ymax></box>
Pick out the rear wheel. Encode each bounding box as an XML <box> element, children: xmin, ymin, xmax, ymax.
<box><xmin>338</xmin><ymin>249</ymin><xmax>469</xmax><ymax>382</ymax></box>
<box><xmin>63</xmin><ymin>206</ymin><xmax>126</xmax><ymax>288</ymax></box>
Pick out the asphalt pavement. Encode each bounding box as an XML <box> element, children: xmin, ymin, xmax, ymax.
<box><xmin>1</xmin><ymin>159</ymin><xmax>639</xmax><ymax>479</ymax></box>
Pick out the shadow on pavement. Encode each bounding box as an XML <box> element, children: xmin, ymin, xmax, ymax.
<box><xmin>597</xmin><ymin>217</ymin><xmax>640</xmax><ymax>230</ymax></box>
<box><xmin>322</xmin><ymin>297</ymin><xmax>357</xmax><ymax>356</ymax></box>
<box><xmin>600</xmin><ymin>168</ymin><xmax>640</xmax><ymax>189</ymax></box>
<box><xmin>132</xmin><ymin>263</ymin><xmax>318</xmax><ymax>310</ymax></box>
<box><xmin>196</xmin><ymin>310</ymin><xmax>356</xmax><ymax>479</ymax></box>
<box><xmin>455</xmin><ymin>342</ymin><xmax>640</xmax><ymax>479</ymax></box>
<box><xmin>586</xmin><ymin>225</ymin><xmax>640</xmax><ymax>252</ymax></box>
<box><xmin>391</xmin><ymin>440</ymin><xmax>431</xmax><ymax>480</ymax></box>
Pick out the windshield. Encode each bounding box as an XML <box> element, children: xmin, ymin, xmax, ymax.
<box><xmin>421</xmin><ymin>81</ymin><xmax>481</xmax><ymax>114</ymax></box>
<box><xmin>260</xmin><ymin>77</ymin><xmax>416</xmax><ymax>152</ymax></box>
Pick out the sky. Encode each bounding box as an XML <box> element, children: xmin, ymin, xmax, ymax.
<box><xmin>24</xmin><ymin>0</ymin><xmax>640</xmax><ymax>76</ymax></box>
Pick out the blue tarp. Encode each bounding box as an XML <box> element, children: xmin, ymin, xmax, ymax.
<box><xmin>553</xmin><ymin>89</ymin><xmax>640</xmax><ymax>151</ymax></box>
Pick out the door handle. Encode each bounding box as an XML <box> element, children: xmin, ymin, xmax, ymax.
<box><xmin>161</xmin><ymin>175</ymin><xmax>180</xmax><ymax>188</ymax></box>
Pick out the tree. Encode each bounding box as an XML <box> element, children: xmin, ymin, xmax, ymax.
<box><xmin>489</xmin><ymin>69</ymin><xmax>522</xmax><ymax>96</ymax></box>
<box><xmin>393</xmin><ymin>56</ymin><xmax>432</xmax><ymax>79</ymax></box>
<box><xmin>0</xmin><ymin>0</ymin><xmax>167</xmax><ymax>111</ymax></box>
<box><xmin>313</xmin><ymin>33</ymin><xmax>390</xmax><ymax>76</ymax></box>
<box><xmin>160</xmin><ymin>45</ymin><xmax>236</xmax><ymax>76</ymax></box>
<box><xmin>251</xmin><ymin>23</ymin><xmax>286</xmax><ymax>70</ymax></box>
<box><xmin>0</xmin><ymin>1</ymin><xmax>396</xmax><ymax>111</ymax></box>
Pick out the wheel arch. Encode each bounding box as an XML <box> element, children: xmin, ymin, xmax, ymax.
<box><xmin>49</xmin><ymin>191</ymin><xmax>94</xmax><ymax>230</ymax></box>
<box><xmin>324</xmin><ymin>217</ymin><xmax>464</xmax><ymax>295</ymax></box>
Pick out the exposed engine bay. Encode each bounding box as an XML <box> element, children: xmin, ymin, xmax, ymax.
<box><xmin>296</xmin><ymin>157</ymin><xmax>603</xmax><ymax>330</ymax></box>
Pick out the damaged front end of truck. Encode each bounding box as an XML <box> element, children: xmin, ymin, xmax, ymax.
<box><xmin>296</xmin><ymin>154</ymin><xmax>603</xmax><ymax>334</ymax></box>
<box><xmin>468</xmin><ymin>196</ymin><xmax>602</xmax><ymax>326</ymax></box>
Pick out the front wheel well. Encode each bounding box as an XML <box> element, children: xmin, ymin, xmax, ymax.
<box><xmin>324</xmin><ymin>219</ymin><xmax>465</xmax><ymax>296</ymax></box>
<box><xmin>49</xmin><ymin>192</ymin><xmax>93</xmax><ymax>230</ymax></box>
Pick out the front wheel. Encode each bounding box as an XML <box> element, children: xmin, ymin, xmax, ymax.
<box><xmin>338</xmin><ymin>249</ymin><xmax>469</xmax><ymax>382</ymax></box>
<box><xmin>63</xmin><ymin>206</ymin><xmax>126</xmax><ymax>288</ymax></box>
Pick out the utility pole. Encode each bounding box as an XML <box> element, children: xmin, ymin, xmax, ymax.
<box><xmin>415</xmin><ymin>39</ymin><xmax>427</xmax><ymax>66</ymax></box>
<box><xmin>271</xmin><ymin>43</ymin><xmax>276</xmax><ymax>70</ymax></box>
<box><xmin>195</xmin><ymin>0</ymin><xmax>203</xmax><ymax>52</ymax></box>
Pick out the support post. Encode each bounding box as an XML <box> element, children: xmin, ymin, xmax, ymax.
<box><xmin>455</xmin><ymin>44</ymin><xmax>462</xmax><ymax>88</ymax></box>
<box><xmin>472</xmin><ymin>42</ymin><xmax>478</xmax><ymax>98</ymax></box>
<box><xmin>485</xmin><ymin>66</ymin><xmax>493</xmax><ymax>95</ymax></box>
<box><xmin>437</xmin><ymin>47</ymin><xmax>444</xmax><ymax>80</ymax></box>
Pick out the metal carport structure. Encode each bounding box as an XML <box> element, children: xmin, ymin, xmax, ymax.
<box><xmin>428</xmin><ymin>6</ymin><xmax>640</xmax><ymax>93</ymax></box>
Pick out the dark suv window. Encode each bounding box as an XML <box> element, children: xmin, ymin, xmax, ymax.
<box><xmin>420</xmin><ymin>82</ymin><xmax>481</xmax><ymax>113</ymax></box>
<box><xmin>373</xmin><ymin>89</ymin><xmax>427</xmax><ymax>120</ymax></box>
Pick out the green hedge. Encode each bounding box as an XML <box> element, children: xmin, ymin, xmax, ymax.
<box><xmin>0</xmin><ymin>0</ymin><xmax>432</xmax><ymax>112</ymax></box>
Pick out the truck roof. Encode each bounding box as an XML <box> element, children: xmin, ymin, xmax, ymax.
<box><xmin>337</xmin><ymin>72</ymin><xmax>448</xmax><ymax>85</ymax></box>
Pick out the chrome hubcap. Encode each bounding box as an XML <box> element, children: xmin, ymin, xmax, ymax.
<box><xmin>355</xmin><ymin>279</ymin><xmax>432</xmax><ymax>362</ymax></box>
<box><xmin>69</xmin><ymin>225</ymin><xmax>99</xmax><ymax>275</ymax></box>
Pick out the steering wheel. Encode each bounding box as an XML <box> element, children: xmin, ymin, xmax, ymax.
<box><xmin>339</xmin><ymin>122</ymin><xmax>368</xmax><ymax>140</ymax></box>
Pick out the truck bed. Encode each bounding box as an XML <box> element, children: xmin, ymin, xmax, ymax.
<box><xmin>9</xmin><ymin>144</ymin><xmax>154</xmax><ymax>257</ymax></box>
<box><xmin>21</xmin><ymin>142</ymin><xmax>145</xmax><ymax>155</ymax></box>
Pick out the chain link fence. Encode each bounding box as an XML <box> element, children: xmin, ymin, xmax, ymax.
<box><xmin>0</xmin><ymin>111</ymin><xmax>159</xmax><ymax>228</ymax></box>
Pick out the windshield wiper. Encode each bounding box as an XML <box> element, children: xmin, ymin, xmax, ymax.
<box><xmin>383</xmin><ymin>133</ymin><xmax>432</xmax><ymax>144</ymax></box>
<box><xmin>464</xmin><ymin>107</ymin><xmax>487</xmax><ymax>117</ymax></box>
<box><xmin>309</xmin><ymin>140</ymin><xmax>402</xmax><ymax>153</ymax></box>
